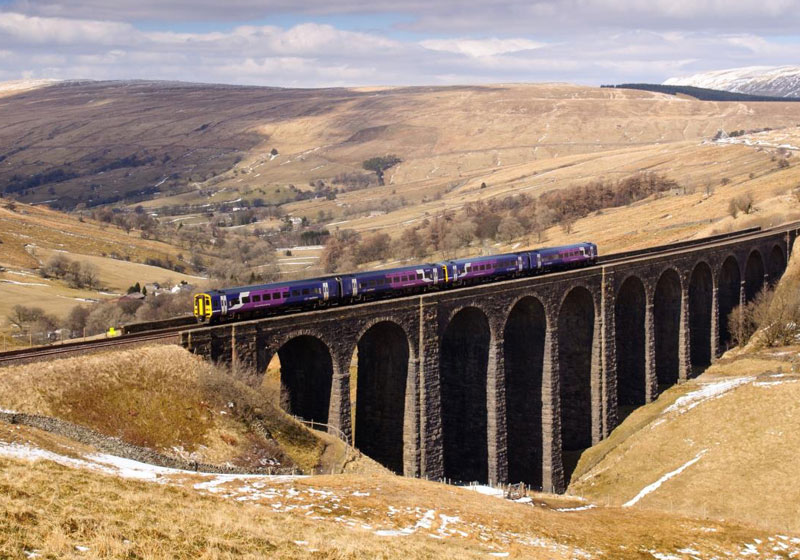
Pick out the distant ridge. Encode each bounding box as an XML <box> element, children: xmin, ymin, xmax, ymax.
<box><xmin>665</xmin><ymin>65</ymin><xmax>800</xmax><ymax>98</ymax></box>
<box><xmin>603</xmin><ymin>83</ymin><xmax>800</xmax><ymax>102</ymax></box>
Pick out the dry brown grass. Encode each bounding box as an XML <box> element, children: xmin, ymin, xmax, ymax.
<box><xmin>0</xmin><ymin>346</ymin><xmax>330</xmax><ymax>471</ymax></box>
<box><xmin>0</xmin><ymin>422</ymin><xmax>788</xmax><ymax>560</ymax></box>
<box><xmin>571</xmin><ymin>346</ymin><xmax>800</xmax><ymax>534</ymax></box>
<box><xmin>0</xmin><ymin>200</ymin><xmax>205</xmax><ymax>322</ymax></box>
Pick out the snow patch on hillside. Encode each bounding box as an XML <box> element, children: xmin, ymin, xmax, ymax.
<box><xmin>0</xmin><ymin>79</ymin><xmax>59</xmax><ymax>94</ymax></box>
<box><xmin>623</xmin><ymin>450</ymin><xmax>707</xmax><ymax>507</ymax></box>
<box><xmin>664</xmin><ymin>377</ymin><xmax>753</xmax><ymax>415</ymax></box>
<box><xmin>665</xmin><ymin>66</ymin><xmax>800</xmax><ymax>98</ymax></box>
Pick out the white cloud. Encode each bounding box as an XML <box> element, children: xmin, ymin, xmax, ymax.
<box><xmin>420</xmin><ymin>38</ymin><xmax>545</xmax><ymax>58</ymax></box>
<box><xmin>0</xmin><ymin>9</ymin><xmax>799</xmax><ymax>87</ymax></box>
<box><xmin>0</xmin><ymin>12</ymin><xmax>137</xmax><ymax>46</ymax></box>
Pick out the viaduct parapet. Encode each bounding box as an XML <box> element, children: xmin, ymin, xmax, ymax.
<box><xmin>182</xmin><ymin>226</ymin><xmax>798</xmax><ymax>492</ymax></box>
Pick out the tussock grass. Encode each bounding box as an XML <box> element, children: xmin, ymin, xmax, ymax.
<box><xmin>0</xmin><ymin>346</ymin><xmax>332</xmax><ymax>471</ymax></box>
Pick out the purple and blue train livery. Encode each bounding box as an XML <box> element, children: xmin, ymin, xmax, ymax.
<box><xmin>194</xmin><ymin>242</ymin><xmax>597</xmax><ymax>323</ymax></box>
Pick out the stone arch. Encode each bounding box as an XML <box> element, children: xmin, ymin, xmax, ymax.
<box><xmin>440</xmin><ymin>306</ymin><xmax>491</xmax><ymax>482</ymax></box>
<box><xmin>718</xmin><ymin>256</ymin><xmax>741</xmax><ymax>351</ymax></box>
<box><xmin>768</xmin><ymin>244</ymin><xmax>787</xmax><ymax>285</ymax></box>
<box><xmin>558</xmin><ymin>286</ymin><xmax>595</xmax><ymax>484</ymax></box>
<box><xmin>689</xmin><ymin>261</ymin><xmax>713</xmax><ymax>373</ymax></box>
<box><xmin>745</xmin><ymin>250</ymin><xmax>765</xmax><ymax>302</ymax></box>
<box><xmin>504</xmin><ymin>296</ymin><xmax>546</xmax><ymax>488</ymax></box>
<box><xmin>615</xmin><ymin>275</ymin><xmax>646</xmax><ymax>419</ymax></box>
<box><xmin>353</xmin><ymin>321</ymin><xmax>410</xmax><ymax>474</ymax></box>
<box><xmin>276</xmin><ymin>335</ymin><xmax>334</xmax><ymax>424</ymax></box>
<box><xmin>654</xmin><ymin>268</ymin><xmax>681</xmax><ymax>390</ymax></box>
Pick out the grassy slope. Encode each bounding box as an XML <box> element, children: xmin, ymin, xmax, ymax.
<box><xmin>0</xmin><ymin>200</ymin><xmax>204</xmax><ymax>321</ymax></box>
<box><xmin>0</xmin><ymin>345</ymin><xmax>333</xmax><ymax>472</ymax></box>
<box><xmin>570</xmin><ymin>243</ymin><xmax>800</xmax><ymax>533</ymax></box>
<box><xmin>0</xmin><ymin>422</ymin><xmax>787</xmax><ymax>560</ymax></box>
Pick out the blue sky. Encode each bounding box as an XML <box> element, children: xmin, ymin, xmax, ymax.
<box><xmin>1</xmin><ymin>1</ymin><xmax>799</xmax><ymax>87</ymax></box>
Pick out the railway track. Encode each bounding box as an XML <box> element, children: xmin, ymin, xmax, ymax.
<box><xmin>1</xmin><ymin>223</ymin><xmax>791</xmax><ymax>367</ymax></box>
<box><xmin>0</xmin><ymin>325</ymin><xmax>198</xmax><ymax>367</ymax></box>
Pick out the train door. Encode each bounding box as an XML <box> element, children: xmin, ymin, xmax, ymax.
<box><xmin>322</xmin><ymin>282</ymin><xmax>330</xmax><ymax>301</ymax></box>
<box><xmin>220</xmin><ymin>294</ymin><xmax>228</xmax><ymax>315</ymax></box>
<box><xmin>352</xmin><ymin>278</ymin><xmax>358</xmax><ymax>296</ymax></box>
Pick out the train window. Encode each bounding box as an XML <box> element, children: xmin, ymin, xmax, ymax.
<box><xmin>242</xmin><ymin>297</ymin><xmax>250</xmax><ymax>304</ymax></box>
<box><xmin>369</xmin><ymin>280</ymin><xmax>376</xmax><ymax>287</ymax></box>
<box><xmin>292</xmin><ymin>290</ymin><xmax>299</xmax><ymax>297</ymax></box>
<box><xmin>401</xmin><ymin>275</ymin><xmax>407</xmax><ymax>282</ymax></box>
<box><xmin>231</xmin><ymin>298</ymin><xmax>239</xmax><ymax>305</ymax></box>
<box><xmin>416</xmin><ymin>273</ymin><xmax>422</xmax><ymax>280</ymax></box>
<box><xmin>377</xmin><ymin>279</ymin><xmax>385</xmax><ymax>286</ymax></box>
<box><xmin>302</xmin><ymin>288</ymin><xmax>310</xmax><ymax>295</ymax></box>
<box><xmin>253</xmin><ymin>295</ymin><xmax>261</xmax><ymax>302</ymax></box>
<box><xmin>283</xmin><ymin>292</ymin><xmax>289</xmax><ymax>298</ymax></box>
<box><xmin>314</xmin><ymin>288</ymin><xmax>321</xmax><ymax>294</ymax></box>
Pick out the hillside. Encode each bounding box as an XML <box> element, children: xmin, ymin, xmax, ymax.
<box><xmin>4</xmin><ymin>80</ymin><xmax>800</xmax><ymax>213</ymax></box>
<box><xmin>0</xmin><ymin>199</ymin><xmax>203</xmax><ymax>328</ymax></box>
<box><xmin>665</xmin><ymin>66</ymin><xmax>800</xmax><ymax>98</ymax></box>
<box><xmin>0</xmin><ymin>345</ymin><xmax>355</xmax><ymax>473</ymax></box>
<box><xmin>0</xmin><ymin>412</ymin><xmax>793</xmax><ymax>558</ymax></box>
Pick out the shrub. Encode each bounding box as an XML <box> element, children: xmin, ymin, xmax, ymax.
<box><xmin>728</xmin><ymin>193</ymin><xmax>754</xmax><ymax>218</ymax></box>
<box><xmin>728</xmin><ymin>275</ymin><xmax>800</xmax><ymax>348</ymax></box>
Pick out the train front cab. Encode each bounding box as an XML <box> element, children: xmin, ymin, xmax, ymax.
<box><xmin>194</xmin><ymin>293</ymin><xmax>213</xmax><ymax>322</ymax></box>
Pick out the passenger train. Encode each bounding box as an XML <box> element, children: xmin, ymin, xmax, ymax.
<box><xmin>193</xmin><ymin>242</ymin><xmax>598</xmax><ymax>323</ymax></box>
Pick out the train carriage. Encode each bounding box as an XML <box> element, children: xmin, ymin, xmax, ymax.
<box><xmin>194</xmin><ymin>277</ymin><xmax>340</xmax><ymax>323</ymax></box>
<box><xmin>529</xmin><ymin>242</ymin><xmax>596</xmax><ymax>272</ymax></box>
<box><xmin>341</xmin><ymin>264</ymin><xmax>441</xmax><ymax>300</ymax></box>
<box><xmin>442</xmin><ymin>253</ymin><xmax>526</xmax><ymax>286</ymax></box>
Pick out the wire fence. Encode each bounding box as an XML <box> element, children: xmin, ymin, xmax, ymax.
<box><xmin>290</xmin><ymin>415</ymin><xmax>351</xmax><ymax>446</ymax></box>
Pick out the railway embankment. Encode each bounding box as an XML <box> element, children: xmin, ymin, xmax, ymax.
<box><xmin>0</xmin><ymin>345</ymin><xmax>357</xmax><ymax>475</ymax></box>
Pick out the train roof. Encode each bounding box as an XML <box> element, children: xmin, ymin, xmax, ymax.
<box><xmin>532</xmin><ymin>242</ymin><xmax>594</xmax><ymax>254</ymax></box>
<box><xmin>208</xmin><ymin>275</ymin><xmax>339</xmax><ymax>294</ymax></box>
<box><xmin>346</xmin><ymin>263</ymin><xmax>437</xmax><ymax>278</ymax></box>
<box><xmin>447</xmin><ymin>252</ymin><xmax>522</xmax><ymax>265</ymax></box>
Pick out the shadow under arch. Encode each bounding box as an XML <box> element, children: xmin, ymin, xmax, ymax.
<box><xmin>352</xmin><ymin>321</ymin><xmax>410</xmax><ymax>474</ymax></box>
<box><xmin>745</xmin><ymin>250</ymin><xmax>765</xmax><ymax>303</ymax></box>
<box><xmin>718</xmin><ymin>256</ymin><xmax>740</xmax><ymax>351</ymax></box>
<box><xmin>558</xmin><ymin>286</ymin><xmax>595</xmax><ymax>485</ymax></box>
<box><xmin>689</xmin><ymin>261</ymin><xmax>713</xmax><ymax>373</ymax></box>
<box><xmin>654</xmin><ymin>268</ymin><xmax>681</xmax><ymax>390</ymax></box>
<box><xmin>504</xmin><ymin>296</ymin><xmax>546</xmax><ymax>489</ymax></box>
<box><xmin>440</xmin><ymin>306</ymin><xmax>491</xmax><ymax>483</ymax></box>
<box><xmin>276</xmin><ymin>335</ymin><xmax>334</xmax><ymax>424</ymax></box>
<box><xmin>768</xmin><ymin>245</ymin><xmax>787</xmax><ymax>285</ymax></box>
<box><xmin>615</xmin><ymin>275</ymin><xmax>646</xmax><ymax>422</ymax></box>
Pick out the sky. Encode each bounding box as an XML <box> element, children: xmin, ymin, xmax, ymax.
<box><xmin>1</xmin><ymin>0</ymin><xmax>799</xmax><ymax>88</ymax></box>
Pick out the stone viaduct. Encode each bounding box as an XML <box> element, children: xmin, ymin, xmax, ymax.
<box><xmin>182</xmin><ymin>226</ymin><xmax>799</xmax><ymax>493</ymax></box>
